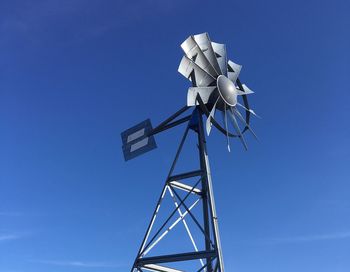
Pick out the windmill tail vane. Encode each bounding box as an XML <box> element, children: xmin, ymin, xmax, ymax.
<box><xmin>121</xmin><ymin>33</ymin><xmax>259</xmax><ymax>272</ymax></box>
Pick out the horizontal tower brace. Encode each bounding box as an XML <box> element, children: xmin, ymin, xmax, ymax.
<box><xmin>136</xmin><ymin>250</ymin><xmax>216</xmax><ymax>265</ymax></box>
<box><xmin>167</xmin><ymin>170</ymin><xmax>202</xmax><ymax>182</ymax></box>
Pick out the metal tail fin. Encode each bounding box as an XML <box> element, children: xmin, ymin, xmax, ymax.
<box><xmin>121</xmin><ymin>119</ymin><xmax>157</xmax><ymax>161</ymax></box>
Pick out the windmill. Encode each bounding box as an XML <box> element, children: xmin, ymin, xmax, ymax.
<box><xmin>121</xmin><ymin>33</ymin><xmax>258</xmax><ymax>272</ymax></box>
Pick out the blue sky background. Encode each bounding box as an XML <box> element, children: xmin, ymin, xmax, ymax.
<box><xmin>1</xmin><ymin>0</ymin><xmax>349</xmax><ymax>271</ymax></box>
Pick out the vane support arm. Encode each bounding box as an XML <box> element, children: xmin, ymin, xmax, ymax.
<box><xmin>150</xmin><ymin>106</ymin><xmax>190</xmax><ymax>136</ymax></box>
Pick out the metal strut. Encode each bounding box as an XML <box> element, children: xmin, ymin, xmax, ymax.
<box><xmin>130</xmin><ymin>107</ymin><xmax>225</xmax><ymax>272</ymax></box>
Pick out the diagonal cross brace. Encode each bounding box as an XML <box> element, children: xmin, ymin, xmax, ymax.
<box><xmin>141</xmin><ymin>196</ymin><xmax>200</xmax><ymax>257</ymax></box>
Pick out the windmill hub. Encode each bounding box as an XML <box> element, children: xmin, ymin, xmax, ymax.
<box><xmin>216</xmin><ymin>75</ymin><xmax>238</xmax><ymax>107</ymax></box>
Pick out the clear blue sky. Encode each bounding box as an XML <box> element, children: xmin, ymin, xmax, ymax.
<box><xmin>1</xmin><ymin>0</ymin><xmax>349</xmax><ymax>271</ymax></box>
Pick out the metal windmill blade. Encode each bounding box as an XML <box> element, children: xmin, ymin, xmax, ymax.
<box><xmin>179</xmin><ymin>32</ymin><xmax>259</xmax><ymax>151</ymax></box>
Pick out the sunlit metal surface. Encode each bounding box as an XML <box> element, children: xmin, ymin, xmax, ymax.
<box><xmin>216</xmin><ymin>75</ymin><xmax>238</xmax><ymax>106</ymax></box>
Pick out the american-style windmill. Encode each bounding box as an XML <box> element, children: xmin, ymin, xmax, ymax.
<box><xmin>121</xmin><ymin>33</ymin><xmax>258</xmax><ymax>272</ymax></box>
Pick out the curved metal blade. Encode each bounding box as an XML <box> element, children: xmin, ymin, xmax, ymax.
<box><xmin>223</xmin><ymin>104</ymin><xmax>231</xmax><ymax>152</ymax></box>
<box><xmin>187</xmin><ymin>87</ymin><xmax>216</xmax><ymax>106</ymax></box>
<box><xmin>231</xmin><ymin>107</ymin><xmax>258</xmax><ymax>140</ymax></box>
<box><xmin>227</xmin><ymin>60</ymin><xmax>242</xmax><ymax>83</ymax></box>
<box><xmin>206</xmin><ymin>97</ymin><xmax>219</xmax><ymax>136</ymax></box>
<box><xmin>211</xmin><ymin>42</ymin><xmax>227</xmax><ymax>76</ymax></box>
<box><xmin>228</xmin><ymin>109</ymin><xmax>248</xmax><ymax>150</ymax></box>
<box><xmin>236</xmin><ymin>102</ymin><xmax>260</xmax><ymax>118</ymax></box>
<box><xmin>178</xmin><ymin>56</ymin><xmax>216</xmax><ymax>87</ymax></box>
<box><xmin>236</xmin><ymin>84</ymin><xmax>254</xmax><ymax>95</ymax></box>
<box><xmin>181</xmin><ymin>36</ymin><xmax>219</xmax><ymax>78</ymax></box>
<box><xmin>193</xmin><ymin>33</ymin><xmax>221</xmax><ymax>75</ymax></box>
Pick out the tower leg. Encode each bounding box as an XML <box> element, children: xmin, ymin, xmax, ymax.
<box><xmin>197</xmin><ymin>112</ymin><xmax>225</xmax><ymax>272</ymax></box>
